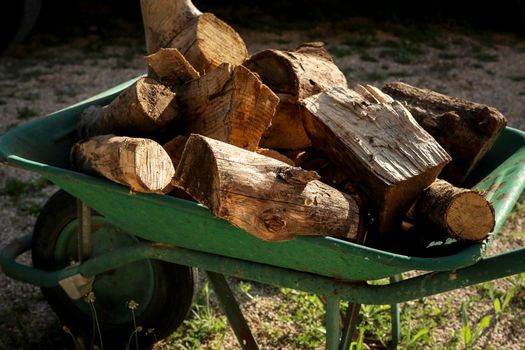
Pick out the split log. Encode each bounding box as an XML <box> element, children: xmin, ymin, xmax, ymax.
<box><xmin>173</xmin><ymin>134</ymin><xmax>361</xmax><ymax>241</ymax></box>
<box><xmin>301</xmin><ymin>85</ymin><xmax>451</xmax><ymax>236</ymax></box>
<box><xmin>179</xmin><ymin>63</ymin><xmax>279</xmax><ymax>151</ymax></box>
<box><xmin>245</xmin><ymin>42</ymin><xmax>347</xmax><ymax>149</ymax></box>
<box><xmin>163</xmin><ymin>135</ymin><xmax>189</xmax><ymax>169</ymax></box>
<box><xmin>71</xmin><ymin>135</ymin><xmax>174</xmax><ymax>193</ymax></box>
<box><xmin>259</xmin><ymin>99</ymin><xmax>312</xmax><ymax>149</ymax></box>
<box><xmin>140</xmin><ymin>0</ymin><xmax>201</xmax><ymax>54</ymax></box>
<box><xmin>141</xmin><ymin>0</ymin><xmax>247</xmax><ymax>73</ymax></box>
<box><xmin>410</xmin><ymin>179</ymin><xmax>494</xmax><ymax>241</ymax></box>
<box><xmin>145</xmin><ymin>48</ymin><xmax>200</xmax><ymax>86</ymax></box>
<box><xmin>382</xmin><ymin>82</ymin><xmax>507</xmax><ymax>185</ymax></box>
<box><xmin>78</xmin><ymin>77</ymin><xmax>178</xmax><ymax>137</ymax></box>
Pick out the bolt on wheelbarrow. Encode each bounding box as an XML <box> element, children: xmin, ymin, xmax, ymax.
<box><xmin>1</xmin><ymin>78</ymin><xmax>525</xmax><ymax>349</ymax></box>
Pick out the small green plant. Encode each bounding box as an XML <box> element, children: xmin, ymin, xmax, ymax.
<box><xmin>460</xmin><ymin>302</ymin><xmax>491</xmax><ymax>350</ymax></box>
<box><xmin>16</xmin><ymin>107</ymin><xmax>38</xmax><ymax>120</ymax></box>
<box><xmin>239</xmin><ymin>281</ymin><xmax>254</xmax><ymax>300</ymax></box>
<box><xmin>85</xmin><ymin>292</ymin><xmax>104</xmax><ymax>350</ymax></box>
<box><xmin>169</xmin><ymin>283</ymin><xmax>227</xmax><ymax>349</ymax></box>
<box><xmin>277</xmin><ymin>288</ymin><xmax>325</xmax><ymax>348</ymax></box>
<box><xmin>126</xmin><ymin>300</ymin><xmax>140</xmax><ymax>350</ymax></box>
<box><xmin>1</xmin><ymin>177</ymin><xmax>51</xmax><ymax>198</ymax></box>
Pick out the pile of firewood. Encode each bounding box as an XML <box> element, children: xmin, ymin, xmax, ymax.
<box><xmin>70</xmin><ymin>0</ymin><xmax>507</xmax><ymax>252</ymax></box>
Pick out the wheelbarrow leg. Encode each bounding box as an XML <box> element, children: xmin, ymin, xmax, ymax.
<box><xmin>339</xmin><ymin>303</ymin><xmax>361</xmax><ymax>350</ymax></box>
<box><xmin>76</xmin><ymin>199</ymin><xmax>92</xmax><ymax>261</ymax></box>
<box><xmin>389</xmin><ymin>274</ymin><xmax>403</xmax><ymax>350</ymax></box>
<box><xmin>206</xmin><ymin>271</ymin><xmax>260</xmax><ymax>350</ymax></box>
<box><xmin>325</xmin><ymin>296</ymin><xmax>341</xmax><ymax>350</ymax></box>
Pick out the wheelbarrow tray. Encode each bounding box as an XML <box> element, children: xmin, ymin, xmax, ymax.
<box><xmin>1</xmin><ymin>77</ymin><xmax>525</xmax><ymax>282</ymax></box>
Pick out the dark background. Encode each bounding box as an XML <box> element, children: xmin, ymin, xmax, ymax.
<box><xmin>2</xmin><ymin>0</ymin><xmax>524</xmax><ymax>54</ymax></box>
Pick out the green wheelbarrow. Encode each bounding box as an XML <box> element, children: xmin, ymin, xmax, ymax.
<box><xmin>1</xmin><ymin>77</ymin><xmax>525</xmax><ymax>349</ymax></box>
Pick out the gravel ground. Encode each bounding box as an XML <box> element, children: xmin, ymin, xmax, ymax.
<box><xmin>0</xmin><ymin>13</ymin><xmax>524</xmax><ymax>350</ymax></box>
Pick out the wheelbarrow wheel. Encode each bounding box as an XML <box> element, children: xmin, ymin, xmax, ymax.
<box><xmin>32</xmin><ymin>190</ymin><xmax>195</xmax><ymax>348</ymax></box>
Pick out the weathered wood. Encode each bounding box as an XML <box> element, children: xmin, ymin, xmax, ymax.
<box><xmin>179</xmin><ymin>63</ymin><xmax>279</xmax><ymax>151</ymax></box>
<box><xmin>173</xmin><ymin>134</ymin><xmax>361</xmax><ymax>241</ymax></box>
<box><xmin>245</xmin><ymin>42</ymin><xmax>346</xmax><ymax>149</ymax></box>
<box><xmin>78</xmin><ymin>77</ymin><xmax>178</xmax><ymax>137</ymax></box>
<box><xmin>71</xmin><ymin>135</ymin><xmax>174</xmax><ymax>193</ymax></box>
<box><xmin>244</xmin><ymin>42</ymin><xmax>347</xmax><ymax>99</ymax></box>
<box><xmin>140</xmin><ymin>0</ymin><xmax>202</xmax><ymax>54</ymax></box>
<box><xmin>255</xmin><ymin>147</ymin><xmax>294</xmax><ymax>166</ymax></box>
<box><xmin>168</xmin><ymin>13</ymin><xmax>248</xmax><ymax>74</ymax></box>
<box><xmin>411</xmin><ymin>179</ymin><xmax>494</xmax><ymax>241</ymax></box>
<box><xmin>301</xmin><ymin>85</ymin><xmax>451</xmax><ymax>236</ymax></box>
<box><xmin>382</xmin><ymin>82</ymin><xmax>507</xmax><ymax>184</ymax></box>
<box><xmin>145</xmin><ymin>48</ymin><xmax>200</xmax><ymax>86</ymax></box>
<box><xmin>163</xmin><ymin>135</ymin><xmax>189</xmax><ymax>169</ymax></box>
<box><xmin>259</xmin><ymin>99</ymin><xmax>312</xmax><ymax>149</ymax></box>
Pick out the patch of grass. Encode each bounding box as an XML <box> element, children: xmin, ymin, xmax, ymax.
<box><xmin>1</xmin><ymin>177</ymin><xmax>51</xmax><ymax>199</ymax></box>
<box><xmin>359</xmin><ymin>71</ymin><xmax>389</xmax><ymax>82</ymax></box>
<box><xmin>16</xmin><ymin>107</ymin><xmax>38</xmax><ymax>120</ymax></box>
<box><xmin>518</xmin><ymin>91</ymin><xmax>525</xmax><ymax>96</ymax></box>
<box><xmin>168</xmin><ymin>283</ymin><xmax>227</xmax><ymax>349</ymax></box>
<box><xmin>328</xmin><ymin>46</ymin><xmax>353</xmax><ymax>58</ymax></box>
<box><xmin>277</xmin><ymin>288</ymin><xmax>325</xmax><ymax>348</ymax></box>
<box><xmin>359</xmin><ymin>53</ymin><xmax>379</xmax><ymax>62</ymax></box>
<box><xmin>378</xmin><ymin>41</ymin><xmax>424</xmax><ymax>65</ymax></box>
<box><xmin>342</xmin><ymin>37</ymin><xmax>374</xmax><ymax>49</ymax></box>
<box><xmin>19</xmin><ymin>200</ymin><xmax>43</xmax><ymax>215</ymax></box>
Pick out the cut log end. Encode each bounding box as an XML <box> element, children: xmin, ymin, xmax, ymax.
<box><xmin>445</xmin><ymin>192</ymin><xmax>494</xmax><ymax>241</ymax></box>
<box><xmin>72</xmin><ymin>135</ymin><xmax>174</xmax><ymax>193</ymax></box>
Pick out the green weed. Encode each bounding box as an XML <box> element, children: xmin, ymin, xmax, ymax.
<box><xmin>168</xmin><ymin>283</ymin><xmax>227</xmax><ymax>349</ymax></box>
<box><xmin>277</xmin><ymin>288</ymin><xmax>325</xmax><ymax>348</ymax></box>
<box><xmin>16</xmin><ymin>106</ymin><xmax>38</xmax><ymax>120</ymax></box>
<box><xmin>1</xmin><ymin>177</ymin><xmax>51</xmax><ymax>198</ymax></box>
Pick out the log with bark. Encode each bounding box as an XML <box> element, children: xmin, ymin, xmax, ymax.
<box><xmin>71</xmin><ymin>135</ymin><xmax>174</xmax><ymax>193</ymax></box>
<box><xmin>382</xmin><ymin>82</ymin><xmax>507</xmax><ymax>185</ymax></box>
<box><xmin>301</xmin><ymin>85</ymin><xmax>451</xmax><ymax>236</ymax></box>
<box><xmin>141</xmin><ymin>0</ymin><xmax>248</xmax><ymax>74</ymax></box>
<box><xmin>178</xmin><ymin>63</ymin><xmax>279</xmax><ymax>151</ymax></box>
<box><xmin>173</xmin><ymin>134</ymin><xmax>362</xmax><ymax>241</ymax></box>
<box><xmin>410</xmin><ymin>179</ymin><xmax>494</xmax><ymax>241</ymax></box>
<box><xmin>245</xmin><ymin>42</ymin><xmax>347</xmax><ymax>150</ymax></box>
<box><xmin>78</xmin><ymin>77</ymin><xmax>178</xmax><ymax>137</ymax></box>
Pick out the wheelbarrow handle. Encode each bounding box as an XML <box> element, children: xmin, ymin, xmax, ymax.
<box><xmin>2</xmin><ymin>233</ymin><xmax>525</xmax><ymax>305</ymax></box>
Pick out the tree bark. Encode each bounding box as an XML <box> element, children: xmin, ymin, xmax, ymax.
<box><xmin>245</xmin><ymin>42</ymin><xmax>347</xmax><ymax>150</ymax></box>
<box><xmin>178</xmin><ymin>63</ymin><xmax>279</xmax><ymax>151</ymax></box>
<box><xmin>78</xmin><ymin>77</ymin><xmax>178</xmax><ymax>137</ymax></box>
<box><xmin>145</xmin><ymin>48</ymin><xmax>200</xmax><ymax>86</ymax></box>
<box><xmin>410</xmin><ymin>179</ymin><xmax>494</xmax><ymax>241</ymax></box>
<box><xmin>140</xmin><ymin>0</ymin><xmax>202</xmax><ymax>54</ymax></box>
<box><xmin>71</xmin><ymin>135</ymin><xmax>175</xmax><ymax>193</ymax></box>
<box><xmin>301</xmin><ymin>85</ymin><xmax>451</xmax><ymax>236</ymax></box>
<box><xmin>173</xmin><ymin>134</ymin><xmax>361</xmax><ymax>241</ymax></box>
<box><xmin>382</xmin><ymin>82</ymin><xmax>507</xmax><ymax>185</ymax></box>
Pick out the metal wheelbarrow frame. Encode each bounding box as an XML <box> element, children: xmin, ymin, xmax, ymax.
<box><xmin>1</xmin><ymin>77</ymin><xmax>525</xmax><ymax>349</ymax></box>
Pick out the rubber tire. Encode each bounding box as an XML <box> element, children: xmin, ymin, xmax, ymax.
<box><xmin>32</xmin><ymin>190</ymin><xmax>195</xmax><ymax>348</ymax></box>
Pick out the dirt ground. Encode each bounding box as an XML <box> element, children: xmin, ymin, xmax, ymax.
<box><xmin>0</xmin><ymin>8</ymin><xmax>524</xmax><ymax>350</ymax></box>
